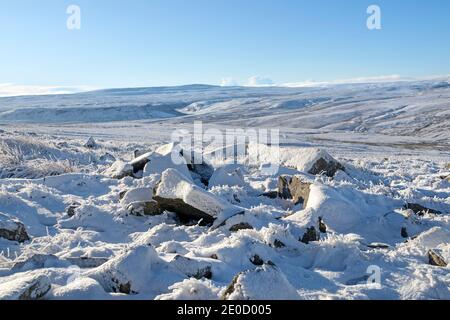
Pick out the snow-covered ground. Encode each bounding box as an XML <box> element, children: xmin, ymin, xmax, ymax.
<box><xmin>0</xmin><ymin>79</ymin><xmax>449</xmax><ymax>300</ymax></box>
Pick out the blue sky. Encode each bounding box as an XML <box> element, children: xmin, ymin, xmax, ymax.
<box><xmin>0</xmin><ymin>0</ymin><xmax>449</xmax><ymax>93</ymax></box>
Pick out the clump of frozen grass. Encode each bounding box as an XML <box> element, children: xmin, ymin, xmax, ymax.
<box><xmin>0</xmin><ymin>137</ymin><xmax>77</xmax><ymax>179</ymax></box>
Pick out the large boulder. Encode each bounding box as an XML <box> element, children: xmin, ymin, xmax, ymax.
<box><xmin>248</xmin><ymin>143</ymin><xmax>344</xmax><ymax>177</ymax></box>
<box><xmin>170</xmin><ymin>255</ymin><xmax>213</xmax><ymax>279</ymax></box>
<box><xmin>0</xmin><ymin>274</ymin><xmax>51</xmax><ymax>300</ymax></box>
<box><xmin>104</xmin><ymin>160</ymin><xmax>134</xmax><ymax>179</ymax></box>
<box><xmin>120</xmin><ymin>187</ymin><xmax>161</xmax><ymax>216</ymax></box>
<box><xmin>130</xmin><ymin>151</ymin><xmax>154</xmax><ymax>174</ymax></box>
<box><xmin>278</xmin><ymin>175</ymin><xmax>313</xmax><ymax>207</ymax></box>
<box><xmin>221</xmin><ymin>264</ymin><xmax>299</xmax><ymax>300</ymax></box>
<box><xmin>153</xmin><ymin>169</ymin><xmax>244</xmax><ymax>225</ymax></box>
<box><xmin>11</xmin><ymin>254</ymin><xmax>63</xmax><ymax>273</ymax></box>
<box><xmin>0</xmin><ymin>212</ymin><xmax>30</xmax><ymax>243</ymax></box>
<box><xmin>86</xmin><ymin>245</ymin><xmax>183</xmax><ymax>295</ymax></box>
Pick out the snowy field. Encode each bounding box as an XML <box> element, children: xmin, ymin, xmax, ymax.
<box><xmin>0</xmin><ymin>79</ymin><xmax>449</xmax><ymax>300</ymax></box>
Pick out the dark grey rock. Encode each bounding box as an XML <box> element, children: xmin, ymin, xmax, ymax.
<box><xmin>0</xmin><ymin>213</ymin><xmax>30</xmax><ymax>243</ymax></box>
<box><xmin>300</xmin><ymin>226</ymin><xmax>319</xmax><ymax>244</ymax></box>
<box><xmin>428</xmin><ymin>250</ymin><xmax>447</xmax><ymax>267</ymax></box>
<box><xmin>229</xmin><ymin>222</ymin><xmax>253</xmax><ymax>232</ymax></box>
<box><xmin>405</xmin><ymin>203</ymin><xmax>442</xmax><ymax>216</ymax></box>
<box><xmin>308</xmin><ymin>157</ymin><xmax>344</xmax><ymax>177</ymax></box>
<box><xmin>127</xmin><ymin>201</ymin><xmax>162</xmax><ymax>217</ymax></box>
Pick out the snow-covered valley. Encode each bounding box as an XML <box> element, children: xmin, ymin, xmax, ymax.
<box><xmin>0</xmin><ymin>80</ymin><xmax>449</xmax><ymax>300</ymax></box>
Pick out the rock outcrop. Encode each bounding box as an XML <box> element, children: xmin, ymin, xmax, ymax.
<box><xmin>278</xmin><ymin>175</ymin><xmax>312</xmax><ymax>207</ymax></box>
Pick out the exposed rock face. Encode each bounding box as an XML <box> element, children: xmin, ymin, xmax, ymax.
<box><xmin>130</xmin><ymin>151</ymin><xmax>154</xmax><ymax>174</ymax></box>
<box><xmin>0</xmin><ymin>274</ymin><xmax>51</xmax><ymax>300</ymax></box>
<box><xmin>300</xmin><ymin>226</ymin><xmax>319</xmax><ymax>244</ymax></box>
<box><xmin>66</xmin><ymin>202</ymin><xmax>80</xmax><ymax>217</ymax></box>
<box><xmin>249</xmin><ymin>255</ymin><xmax>264</xmax><ymax>266</ymax></box>
<box><xmin>261</xmin><ymin>191</ymin><xmax>279</xmax><ymax>199</ymax></box>
<box><xmin>0</xmin><ymin>213</ymin><xmax>30</xmax><ymax>243</ymax></box>
<box><xmin>153</xmin><ymin>169</ymin><xmax>243</xmax><ymax>225</ymax></box>
<box><xmin>308</xmin><ymin>157</ymin><xmax>344</xmax><ymax>177</ymax></box>
<box><xmin>401</xmin><ymin>227</ymin><xmax>409</xmax><ymax>238</ymax></box>
<box><xmin>405</xmin><ymin>203</ymin><xmax>442</xmax><ymax>216</ymax></box>
<box><xmin>120</xmin><ymin>187</ymin><xmax>161</xmax><ymax>216</ymax></box>
<box><xmin>229</xmin><ymin>222</ymin><xmax>253</xmax><ymax>232</ymax></box>
<box><xmin>428</xmin><ymin>250</ymin><xmax>447</xmax><ymax>267</ymax></box>
<box><xmin>181</xmin><ymin>149</ymin><xmax>215</xmax><ymax>185</ymax></box>
<box><xmin>170</xmin><ymin>255</ymin><xmax>213</xmax><ymax>279</ymax></box>
<box><xmin>126</xmin><ymin>201</ymin><xmax>161</xmax><ymax>216</ymax></box>
<box><xmin>318</xmin><ymin>217</ymin><xmax>327</xmax><ymax>233</ymax></box>
<box><xmin>278</xmin><ymin>175</ymin><xmax>312</xmax><ymax>207</ymax></box>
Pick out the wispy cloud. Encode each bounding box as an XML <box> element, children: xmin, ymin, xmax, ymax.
<box><xmin>220</xmin><ymin>77</ymin><xmax>239</xmax><ymax>87</ymax></box>
<box><xmin>0</xmin><ymin>84</ymin><xmax>95</xmax><ymax>97</ymax></box>
<box><xmin>281</xmin><ymin>75</ymin><xmax>411</xmax><ymax>87</ymax></box>
<box><xmin>246</xmin><ymin>76</ymin><xmax>275</xmax><ymax>87</ymax></box>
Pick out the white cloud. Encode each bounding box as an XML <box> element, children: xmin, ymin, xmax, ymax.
<box><xmin>281</xmin><ymin>75</ymin><xmax>411</xmax><ymax>87</ymax></box>
<box><xmin>220</xmin><ymin>77</ymin><xmax>238</xmax><ymax>87</ymax></box>
<box><xmin>0</xmin><ymin>84</ymin><xmax>94</xmax><ymax>97</ymax></box>
<box><xmin>246</xmin><ymin>76</ymin><xmax>275</xmax><ymax>87</ymax></box>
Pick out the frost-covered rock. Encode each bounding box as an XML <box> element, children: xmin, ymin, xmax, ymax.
<box><xmin>84</xmin><ymin>136</ymin><xmax>98</xmax><ymax>149</ymax></box>
<box><xmin>156</xmin><ymin>278</ymin><xmax>220</xmax><ymax>300</ymax></box>
<box><xmin>170</xmin><ymin>255</ymin><xmax>213</xmax><ymax>279</ymax></box>
<box><xmin>127</xmin><ymin>201</ymin><xmax>161</xmax><ymax>216</ymax></box>
<box><xmin>278</xmin><ymin>174</ymin><xmax>313</xmax><ymax>207</ymax></box>
<box><xmin>153</xmin><ymin>169</ymin><xmax>244</xmax><ymax>224</ymax></box>
<box><xmin>249</xmin><ymin>143</ymin><xmax>344</xmax><ymax>177</ymax></box>
<box><xmin>11</xmin><ymin>254</ymin><xmax>63</xmax><ymax>273</ymax></box>
<box><xmin>181</xmin><ymin>148</ymin><xmax>215</xmax><ymax>185</ymax></box>
<box><xmin>51</xmin><ymin>277</ymin><xmax>110</xmax><ymax>300</ymax></box>
<box><xmin>143</xmin><ymin>143</ymin><xmax>193</xmax><ymax>181</ymax></box>
<box><xmin>0</xmin><ymin>212</ymin><xmax>30</xmax><ymax>243</ymax></box>
<box><xmin>130</xmin><ymin>151</ymin><xmax>154</xmax><ymax>173</ymax></box>
<box><xmin>0</xmin><ymin>274</ymin><xmax>51</xmax><ymax>300</ymax></box>
<box><xmin>209</xmin><ymin>164</ymin><xmax>246</xmax><ymax>188</ymax></box>
<box><xmin>86</xmin><ymin>245</ymin><xmax>183</xmax><ymax>295</ymax></box>
<box><xmin>104</xmin><ymin>160</ymin><xmax>134</xmax><ymax>179</ymax></box>
<box><xmin>120</xmin><ymin>187</ymin><xmax>161</xmax><ymax>216</ymax></box>
<box><xmin>120</xmin><ymin>187</ymin><xmax>153</xmax><ymax>208</ymax></box>
<box><xmin>221</xmin><ymin>264</ymin><xmax>299</xmax><ymax>300</ymax></box>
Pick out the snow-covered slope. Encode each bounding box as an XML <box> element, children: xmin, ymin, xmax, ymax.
<box><xmin>0</xmin><ymin>79</ymin><xmax>449</xmax><ymax>300</ymax></box>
